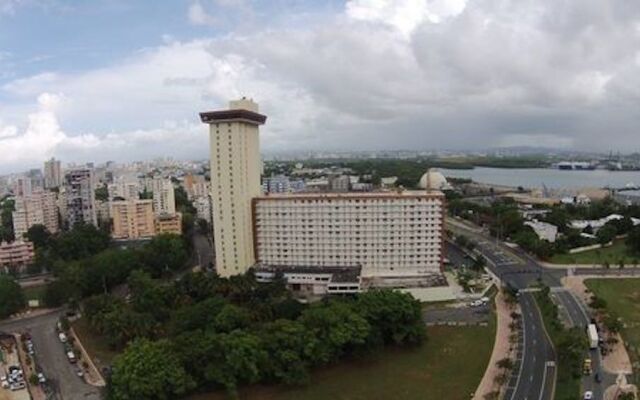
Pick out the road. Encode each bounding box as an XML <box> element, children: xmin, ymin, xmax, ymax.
<box><xmin>448</xmin><ymin>217</ymin><xmax>622</xmax><ymax>400</ymax></box>
<box><xmin>0</xmin><ymin>311</ymin><xmax>102</xmax><ymax>400</ymax></box>
<box><xmin>448</xmin><ymin>219</ymin><xmax>557</xmax><ymax>400</ymax></box>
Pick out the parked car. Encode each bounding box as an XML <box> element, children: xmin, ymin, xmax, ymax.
<box><xmin>37</xmin><ymin>373</ymin><xmax>46</xmax><ymax>384</ymax></box>
<box><xmin>1</xmin><ymin>376</ymin><xmax>9</xmax><ymax>389</ymax></box>
<box><xmin>58</xmin><ymin>333</ymin><xmax>67</xmax><ymax>343</ymax></box>
<box><xmin>584</xmin><ymin>391</ymin><xmax>593</xmax><ymax>400</ymax></box>
<box><xmin>76</xmin><ymin>368</ymin><xmax>84</xmax><ymax>378</ymax></box>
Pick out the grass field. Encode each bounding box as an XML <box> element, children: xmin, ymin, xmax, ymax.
<box><xmin>72</xmin><ymin>318</ymin><xmax>119</xmax><ymax>368</ymax></box>
<box><xmin>550</xmin><ymin>240</ymin><xmax>639</xmax><ymax>265</ymax></box>
<box><xmin>584</xmin><ymin>278</ymin><xmax>640</xmax><ymax>380</ymax></box>
<box><xmin>190</xmin><ymin>324</ymin><xmax>496</xmax><ymax>400</ymax></box>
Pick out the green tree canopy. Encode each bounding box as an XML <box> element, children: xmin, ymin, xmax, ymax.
<box><xmin>0</xmin><ymin>275</ymin><xmax>25</xmax><ymax>318</ymax></box>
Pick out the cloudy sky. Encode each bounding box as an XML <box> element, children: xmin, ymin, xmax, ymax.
<box><xmin>1</xmin><ymin>0</ymin><xmax>639</xmax><ymax>173</ymax></box>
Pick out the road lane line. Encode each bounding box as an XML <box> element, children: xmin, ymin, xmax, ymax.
<box><xmin>509</xmin><ymin>297</ymin><xmax>527</xmax><ymax>400</ymax></box>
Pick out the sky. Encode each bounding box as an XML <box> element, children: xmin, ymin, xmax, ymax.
<box><xmin>1</xmin><ymin>0</ymin><xmax>640</xmax><ymax>173</ymax></box>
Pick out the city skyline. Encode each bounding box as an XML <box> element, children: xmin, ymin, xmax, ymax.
<box><xmin>2</xmin><ymin>1</ymin><xmax>640</xmax><ymax>173</ymax></box>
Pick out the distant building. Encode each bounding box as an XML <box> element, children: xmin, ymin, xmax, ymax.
<box><xmin>418</xmin><ymin>169</ymin><xmax>451</xmax><ymax>191</ymax></box>
<box><xmin>262</xmin><ymin>175</ymin><xmax>306</xmax><ymax>194</ymax></box>
<box><xmin>108</xmin><ymin>178</ymin><xmax>140</xmax><ymax>200</ymax></box>
<box><xmin>0</xmin><ymin>241</ymin><xmax>35</xmax><ymax>273</ymax></box>
<box><xmin>12</xmin><ymin>190</ymin><xmax>59</xmax><ymax>239</ymax></box>
<box><xmin>380</xmin><ymin>176</ymin><xmax>398</xmax><ymax>188</ymax></box>
<box><xmin>111</xmin><ymin>199</ymin><xmax>156</xmax><ymax>240</ymax></box>
<box><xmin>150</xmin><ymin>178</ymin><xmax>176</xmax><ymax>216</ymax></box>
<box><xmin>155</xmin><ymin>213</ymin><xmax>182</xmax><ymax>235</ymax></box>
<box><xmin>524</xmin><ymin>221</ymin><xmax>558</xmax><ymax>243</ymax></box>
<box><xmin>44</xmin><ymin>157</ymin><xmax>63</xmax><ymax>189</ymax></box>
<box><xmin>193</xmin><ymin>195</ymin><xmax>212</xmax><ymax>223</ymax></box>
<box><xmin>64</xmin><ymin>168</ymin><xmax>97</xmax><ymax>227</ymax></box>
<box><xmin>13</xmin><ymin>176</ymin><xmax>32</xmax><ymax>197</ymax></box>
<box><xmin>253</xmin><ymin>191</ymin><xmax>445</xmax><ymax>278</ymax></box>
<box><xmin>328</xmin><ymin>175</ymin><xmax>351</xmax><ymax>192</ymax></box>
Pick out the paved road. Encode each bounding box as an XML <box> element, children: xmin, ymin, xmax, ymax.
<box><xmin>448</xmin><ymin>219</ymin><xmax>557</xmax><ymax>400</ymax></box>
<box><xmin>0</xmin><ymin>311</ymin><xmax>102</xmax><ymax>400</ymax></box>
<box><xmin>449</xmin><ymin>217</ymin><xmax>629</xmax><ymax>400</ymax></box>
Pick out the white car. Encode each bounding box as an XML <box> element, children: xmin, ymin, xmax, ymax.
<box><xmin>58</xmin><ymin>333</ymin><xmax>67</xmax><ymax>343</ymax></box>
<box><xmin>37</xmin><ymin>373</ymin><xmax>46</xmax><ymax>384</ymax></box>
<box><xmin>584</xmin><ymin>391</ymin><xmax>593</xmax><ymax>400</ymax></box>
<box><xmin>1</xmin><ymin>376</ymin><xmax>9</xmax><ymax>389</ymax></box>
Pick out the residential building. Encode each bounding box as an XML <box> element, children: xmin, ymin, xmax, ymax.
<box><xmin>44</xmin><ymin>157</ymin><xmax>63</xmax><ymax>189</ymax></box>
<box><xmin>253</xmin><ymin>191</ymin><xmax>445</xmax><ymax>278</ymax></box>
<box><xmin>110</xmin><ymin>199</ymin><xmax>156</xmax><ymax>240</ymax></box>
<box><xmin>193</xmin><ymin>195</ymin><xmax>212</xmax><ymax>223</ymax></box>
<box><xmin>262</xmin><ymin>175</ymin><xmax>306</xmax><ymax>194</ymax></box>
<box><xmin>64</xmin><ymin>168</ymin><xmax>97</xmax><ymax>227</ymax></box>
<box><xmin>108</xmin><ymin>178</ymin><xmax>140</xmax><ymax>200</ymax></box>
<box><xmin>0</xmin><ymin>241</ymin><xmax>35</xmax><ymax>273</ymax></box>
<box><xmin>200</xmin><ymin>98</ymin><xmax>266</xmax><ymax>277</ymax></box>
<box><xmin>150</xmin><ymin>178</ymin><xmax>176</xmax><ymax>216</ymax></box>
<box><xmin>328</xmin><ymin>175</ymin><xmax>351</xmax><ymax>192</ymax></box>
<box><xmin>13</xmin><ymin>176</ymin><xmax>32</xmax><ymax>197</ymax></box>
<box><xmin>183</xmin><ymin>174</ymin><xmax>210</xmax><ymax>199</ymax></box>
<box><xmin>155</xmin><ymin>213</ymin><xmax>182</xmax><ymax>235</ymax></box>
<box><xmin>12</xmin><ymin>190</ymin><xmax>59</xmax><ymax>239</ymax></box>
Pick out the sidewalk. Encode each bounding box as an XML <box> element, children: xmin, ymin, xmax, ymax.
<box><xmin>68</xmin><ymin>327</ymin><xmax>105</xmax><ymax>387</ymax></box>
<box><xmin>473</xmin><ymin>291</ymin><xmax>518</xmax><ymax>400</ymax></box>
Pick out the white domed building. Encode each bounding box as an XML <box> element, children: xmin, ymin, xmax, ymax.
<box><xmin>418</xmin><ymin>169</ymin><xmax>451</xmax><ymax>191</ymax></box>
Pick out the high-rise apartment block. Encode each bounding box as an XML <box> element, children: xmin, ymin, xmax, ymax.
<box><xmin>44</xmin><ymin>157</ymin><xmax>63</xmax><ymax>189</ymax></box>
<box><xmin>150</xmin><ymin>178</ymin><xmax>176</xmax><ymax>216</ymax></box>
<box><xmin>253</xmin><ymin>192</ymin><xmax>444</xmax><ymax>277</ymax></box>
<box><xmin>110</xmin><ymin>199</ymin><xmax>156</xmax><ymax>240</ymax></box>
<box><xmin>201</xmin><ymin>98</ymin><xmax>266</xmax><ymax>276</ymax></box>
<box><xmin>64</xmin><ymin>168</ymin><xmax>97</xmax><ymax>227</ymax></box>
<box><xmin>12</xmin><ymin>190</ymin><xmax>59</xmax><ymax>239</ymax></box>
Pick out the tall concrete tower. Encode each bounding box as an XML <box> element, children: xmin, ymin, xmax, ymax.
<box><xmin>200</xmin><ymin>98</ymin><xmax>266</xmax><ymax>277</ymax></box>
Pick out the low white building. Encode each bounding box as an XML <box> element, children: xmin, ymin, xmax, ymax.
<box><xmin>524</xmin><ymin>220</ymin><xmax>558</xmax><ymax>243</ymax></box>
<box><xmin>254</xmin><ymin>264</ymin><xmax>361</xmax><ymax>296</ymax></box>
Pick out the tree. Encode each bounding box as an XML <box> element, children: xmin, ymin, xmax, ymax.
<box><xmin>300</xmin><ymin>301</ymin><xmax>371</xmax><ymax>364</ymax></box>
<box><xmin>95</xmin><ymin>184</ymin><xmax>109</xmax><ymax>202</ymax></box>
<box><xmin>109</xmin><ymin>339</ymin><xmax>194</xmax><ymax>400</ymax></box>
<box><xmin>596</xmin><ymin>224</ymin><xmax>616</xmax><ymax>246</ymax></box>
<box><xmin>0</xmin><ymin>275</ymin><xmax>25</xmax><ymax>318</ymax></box>
<box><xmin>626</xmin><ymin>227</ymin><xmax>640</xmax><ymax>255</ymax></box>
<box><xmin>258</xmin><ymin>319</ymin><xmax>316</xmax><ymax>385</ymax></box>
<box><xmin>24</xmin><ymin>224</ymin><xmax>51</xmax><ymax>247</ymax></box>
<box><xmin>139</xmin><ymin>234</ymin><xmax>188</xmax><ymax>276</ymax></box>
<box><xmin>356</xmin><ymin>290</ymin><xmax>425</xmax><ymax>346</ymax></box>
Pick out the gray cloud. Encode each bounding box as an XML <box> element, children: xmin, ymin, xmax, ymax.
<box><xmin>1</xmin><ymin>0</ymin><xmax>640</xmax><ymax>172</ymax></box>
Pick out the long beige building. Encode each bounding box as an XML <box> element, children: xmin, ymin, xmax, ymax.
<box><xmin>200</xmin><ymin>98</ymin><xmax>266</xmax><ymax>277</ymax></box>
<box><xmin>13</xmin><ymin>190</ymin><xmax>59</xmax><ymax>240</ymax></box>
<box><xmin>110</xmin><ymin>199</ymin><xmax>156</xmax><ymax>240</ymax></box>
<box><xmin>253</xmin><ymin>192</ymin><xmax>444</xmax><ymax>278</ymax></box>
<box><xmin>0</xmin><ymin>241</ymin><xmax>35</xmax><ymax>273</ymax></box>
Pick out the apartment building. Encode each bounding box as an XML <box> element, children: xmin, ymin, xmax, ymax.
<box><xmin>110</xmin><ymin>199</ymin><xmax>156</xmax><ymax>240</ymax></box>
<box><xmin>154</xmin><ymin>213</ymin><xmax>182</xmax><ymax>235</ymax></box>
<box><xmin>193</xmin><ymin>195</ymin><xmax>212</xmax><ymax>223</ymax></box>
<box><xmin>0</xmin><ymin>241</ymin><xmax>35</xmax><ymax>273</ymax></box>
<box><xmin>253</xmin><ymin>191</ymin><xmax>445</xmax><ymax>278</ymax></box>
<box><xmin>64</xmin><ymin>168</ymin><xmax>97</xmax><ymax>227</ymax></box>
<box><xmin>12</xmin><ymin>190</ymin><xmax>59</xmax><ymax>239</ymax></box>
<box><xmin>150</xmin><ymin>178</ymin><xmax>176</xmax><ymax>216</ymax></box>
<box><xmin>44</xmin><ymin>158</ymin><xmax>63</xmax><ymax>189</ymax></box>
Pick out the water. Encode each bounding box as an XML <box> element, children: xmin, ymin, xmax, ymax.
<box><xmin>440</xmin><ymin>167</ymin><xmax>640</xmax><ymax>190</ymax></box>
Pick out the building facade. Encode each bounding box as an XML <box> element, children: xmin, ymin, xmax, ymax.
<box><xmin>253</xmin><ymin>191</ymin><xmax>444</xmax><ymax>278</ymax></box>
<box><xmin>64</xmin><ymin>168</ymin><xmax>97</xmax><ymax>227</ymax></box>
<box><xmin>201</xmin><ymin>98</ymin><xmax>266</xmax><ymax>277</ymax></box>
<box><xmin>154</xmin><ymin>213</ymin><xmax>182</xmax><ymax>235</ymax></box>
<box><xmin>12</xmin><ymin>190</ymin><xmax>59</xmax><ymax>239</ymax></box>
<box><xmin>0</xmin><ymin>241</ymin><xmax>35</xmax><ymax>273</ymax></box>
<box><xmin>44</xmin><ymin>157</ymin><xmax>63</xmax><ymax>189</ymax></box>
<box><xmin>150</xmin><ymin>178</ymin><xmax>176</xmax><ymax>216</ymax></box>
<box><xmin>110</xmin><ymin>199</ymin><xmax>156</xmax><ymax>240</ymax></box>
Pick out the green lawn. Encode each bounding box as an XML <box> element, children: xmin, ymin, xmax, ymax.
<box><xmin>72</xmin><ymin>318</ymin><xmax>119</xmax><ymax>368</ymax></box>
<box><xmin>550</xmin><ymin>240</ymin><xmax>639</xmax><ymax>265</ymax></box>
<box><xmin>190</xmin><ymin>324</ymin><xmax>496</xmax><ymax>400</ymax></box>
<box><xmin>584</xmin><ymin>279</ymin><xmax>640</xmax><ymax>381</ymax></box>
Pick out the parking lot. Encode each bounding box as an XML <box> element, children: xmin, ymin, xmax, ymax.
<box><xmin>0</xmin><ymin>312</ymin><xmax>102</xmax><ymax>400</ymax></box>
